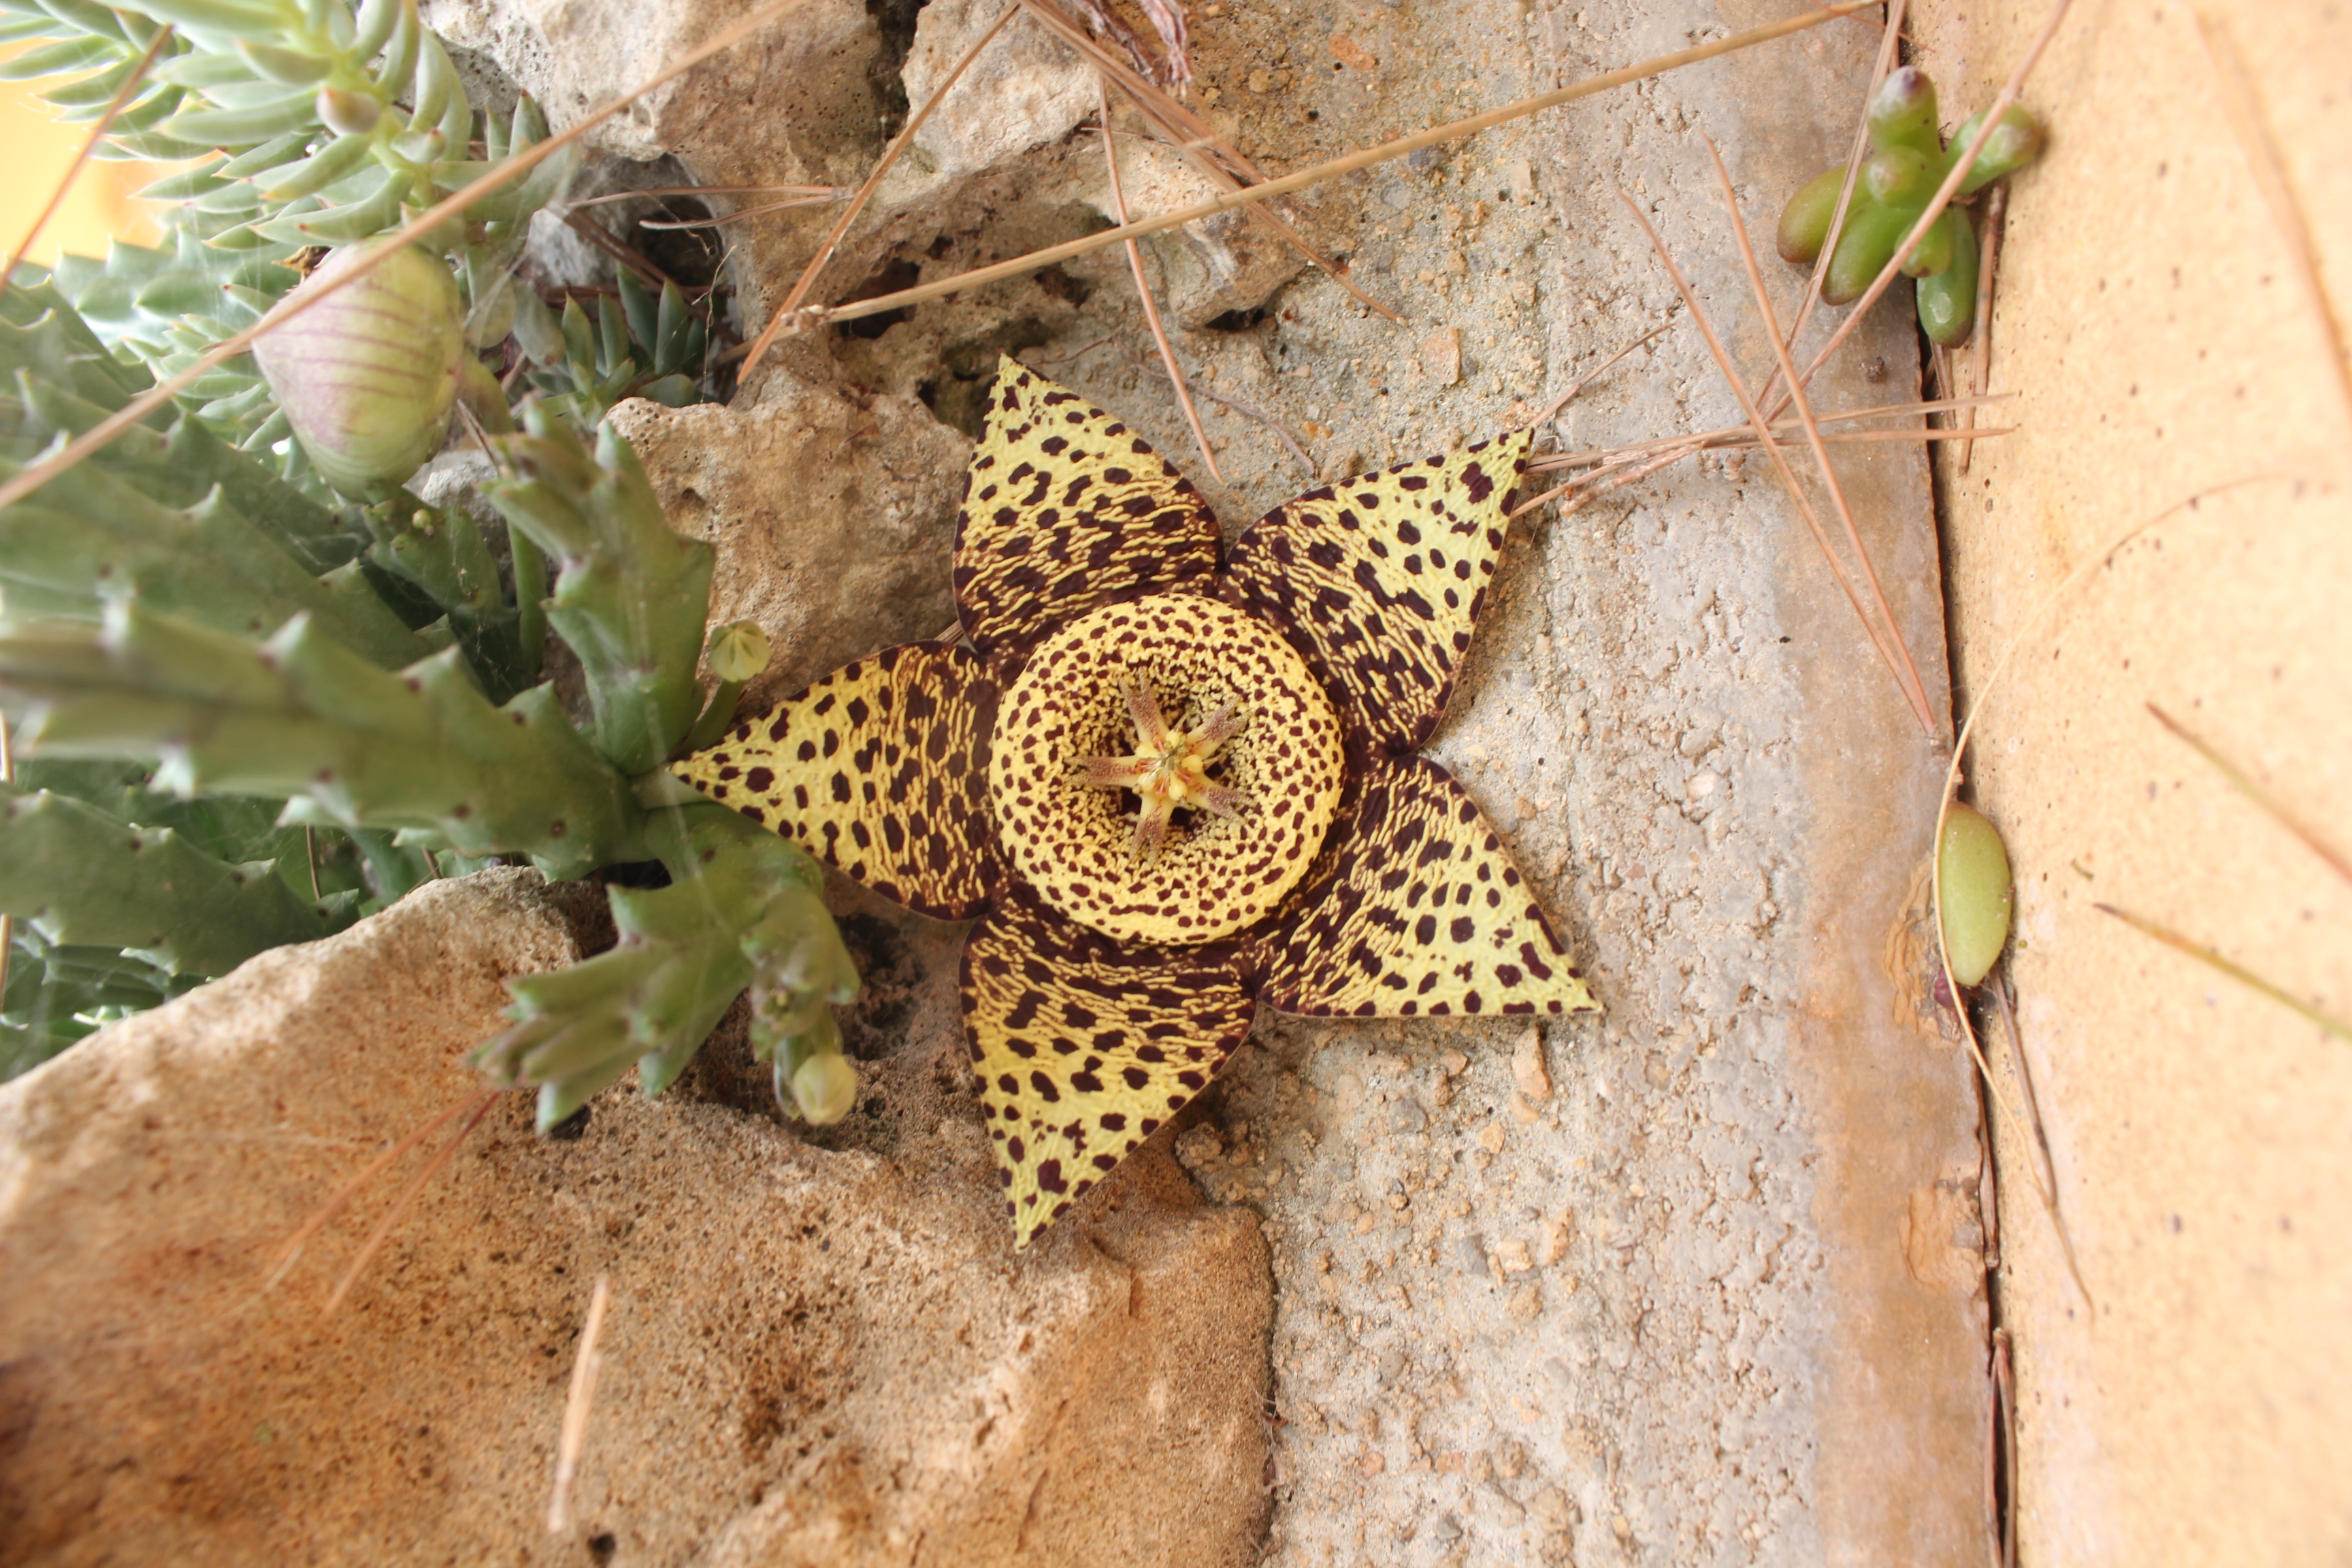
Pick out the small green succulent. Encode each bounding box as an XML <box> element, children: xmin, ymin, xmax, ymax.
<box><xmin>1777</xmin><ymin>67</ymin><xmax>2046</xmax><ymax>346</ymax></box>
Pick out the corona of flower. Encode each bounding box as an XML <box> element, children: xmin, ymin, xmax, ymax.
<box><xmin>677</xmin><ymin>359</ymin><xmax>1599</xmax><ymax>1245</ymax></box>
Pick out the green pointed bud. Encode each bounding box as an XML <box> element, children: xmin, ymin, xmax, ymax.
<box><xmin>1938</xmin><ymin>801</ymin><xmax>2012</xmax><ymax>988</ymax></box>
<box><xmin>1949</xmin><ymin>105</ymin><xmax>2047</xmax><ymax>195</ymax></box>
<box><xmin>1863</xmin><ymin>146</ymin><xmax>1936</xmax><ymax>207</ymax></box>
<box><xmin>252</xmin><ymin>244</ymin><xmax>466</xmax><ymax>496</ymax></box>
<box><xmin>316</xmin><ymin>85</ymin><xmax>381</xmax><ymax>137</ymax></box>
<box><xmin>1776</xmin><ymin>168</ymin><xmax>1845</xmax><ymax>265</ymax></box>
<box><xmin>1867</xmin><ymin>65</ymin><xmax>1940</xmax><ymax>157</ymax></box>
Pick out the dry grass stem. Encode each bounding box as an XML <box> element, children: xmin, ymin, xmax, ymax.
<box><xmin>0</xmin><ymin>0</ymin><xmax>817</xmax><ymax>514</ymax></box>
<box><xmin>1531</xmin><ymin>393</ymin><xmax>2010</xmax><ymax>471</ymax></box>
<box><xmin>1021</xmin><ymin>0</ymin><xmax>1396</xmax><ymax>322</ymax></box>
<box><xmin>0</xmin><ymin>24</ymin><xmax>176</xmax><ymax>291</ymax></box>
<box><xmin>562</xmin><ymin>208</ymin><xmax>677</xmax><ymax>292</ymax></box>
<box><xmin>322</xmin><ymin>1091</ymin><xmax>498</xmax><ymax>1315</ymax></box>
<box><xmin>260</xmin><ymin>1090</ymin><xmax>486</xmax><ymax>1294</ymax></box>
<box><xmin>1989</xmin><ymin>972</ymin><xmax>2090</xmax><ymax>1305</ymax></box>
<box><xmin>1524</xmin><ymin>321</ymin><xmax>1675</xmax><ymax>430</ymax></box>
<box><xmin>1752</xmin><ymin>0</ymin><xmax>1907</xmax><ymax>414</ymax></box>
<box><xmin>638</xmin><ymin>193</ymin><xmax>841</xmax><ymax>229</ymax></box>
<box><xmin>2095</xmin><ymin>904</ymin><xmax>2352</xmax><ymax>1044</ymax></box>
<box><xmin>1614</xmin><ymin>189</ymin><xmax>1930</xmax><ymax>736</ymax></box>
<box><xmin>1947</xmin><ymin>977</ymin><xmax>2089</xmax><ymax>1308</ymax></box>
<box><xmin>2146</xmin><ymin>702</ymin><xmax>2352</xmax><ymax>885</ymax></box>
<box><xmin>1960</xmin><ymin>183</ymin><xmax>2006</xmax><ymax>473</ymax></box>
<box><xmin>738</xmin><ymin>2</ymin><xmax>1021</xmax><ymax>376</ymax></box>
<box><xmin>567</xmin><ymin>184</ymin><xmax>842</xmax><ymax>209</ymax></box>
<box><xmin>1771</xmin><ymin>0</ymin><xmax>2075</xmax><ymax>423</ymax></box>
<box><xmin>1510</xmin><ymin>420</ymin><xmax>2014</xmax><ymax>522</ymax></box>
<box><xmin>546</xmin><ymin>1274</ymin><xmax>612</xmax><ymax>1535</ymax></box>
<box><xmin>1099</xmin><ymin>86</ymin><xmax>1222</xmax><ymax>483</ymax></box>
<box><xmin>796</xmin><ymin>1</ymin><xmax>1881</xmax><ymax>333</ymax></box>
<box><xmin>2195</xmin><ymin>12</ymin><xmax>2352</xmax><ymax>440</ymax></box>
<box><xmin>1117</xmin><ymin>344</ymin><xmax>1313</xmax><ymax>477</ymax></box>
<box><xmin>1708</xmin><ymin>135</ymin><xmax>1937</xmax><ymax>736</ymax></box>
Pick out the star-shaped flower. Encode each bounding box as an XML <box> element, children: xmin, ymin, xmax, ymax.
<box><xmin>676</xmin><ymin>359</ymin><xmax>1599</xmax><ymax>1245</ymax></box>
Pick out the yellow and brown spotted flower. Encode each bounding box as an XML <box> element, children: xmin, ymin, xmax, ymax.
<box><xmin>676</xmin><ymin>358</ymin><xmax>1599</xmax><ymax>1245</ymax></box>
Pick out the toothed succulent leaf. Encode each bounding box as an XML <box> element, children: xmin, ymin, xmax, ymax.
<box><xmin>483</xmin><ymin>411</ymin><xmax>713</xmax><ymax>777</ymax></box>
<box><xmin>0</xmin><ymin>780</ymin><xmax>357</xmax><ymax>977</ymax></box>
<box><xmin>0</xmin><ymin>601</ymin><xmax>642</xmax><ymax>880</ymax></box>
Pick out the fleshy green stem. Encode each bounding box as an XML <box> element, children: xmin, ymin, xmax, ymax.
<box><xmin>472</xmin><ymin>800</ymin><xmax>857</xmax><ymax>1128</ymax></box>
<box><xmin>0</xmin><ymin>600</ymin><xmax>644</xmax><ymax>880</ymax></box>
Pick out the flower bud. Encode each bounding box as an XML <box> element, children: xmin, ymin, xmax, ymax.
<box><xmin>787</xmin><ymin>1050</ymin><xmax>859</xmax><ymax>1125</ymax></box>
<box><xmin>1938</xmin><ymin>801</ymin><xmax>2013</xmax><ymax>987</ymax></box>
<box><xmin>252</xmin><ymin>244</ymin><xmax>467</xmax><ymax>495</ymax></box>
<box><xmin>316</xmin><ymin>85</ymin><xmax>381</xmax><ymax>137</ymax></box>
<box><xmin>706</xmin><ymin>620</ymin><xmax>770</xmax><ymax>683</ymax></box>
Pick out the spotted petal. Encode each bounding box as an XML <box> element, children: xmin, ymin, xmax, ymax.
<box><xmin>953</xmin><ymin>358</ymin><xmax>1223</xmax><ymax>669</ymax></box>
<box><xmin>1222</xmin><ymin>432</ymin><xmax>1530</xmax><ymax>758</ymax></box>
<box><xmin>674</xmin><ymin>641</ymin><xmax>999</xmax><ymax>919</ymax></box>
<box><xmin>962</xmin><ymin>885</ymin><xmax>1258</xmax><ymax>1247</ymax></box>
<box><xmin>1256</xmin><ymin>755</ymin><xmax>1598</xmax><ymax>1019</ymax></box>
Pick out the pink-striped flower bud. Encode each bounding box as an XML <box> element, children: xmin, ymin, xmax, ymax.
<box><xmin>252</xmin><ymin>245</ymin><xmax>467</xmax><ymax>495</ymax></box>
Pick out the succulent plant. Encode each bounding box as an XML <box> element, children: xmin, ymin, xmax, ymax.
<box><xmin>472</xmin><ymin>800</ymin><xmax>853</xmax><ymax>1128</ymax></box>
<box><xmin>483</xmin><ymin>408</ymin><xmax>715</xmax><ymax>778</ymax></box>
<box><xmin>0</xmin><ymin>779</ymin><xmax>359</xmax><ymax>976</ymax></box>
<box><xmin>0</xmin><ymin>0</ymin><xmax>843</xmax><ymax>1123</ymax></box>
<box><xmin>3</xmin><ymin>0</ymin><xmax>577</xmax><ymax>482</ymax></box>
<box><xmin>508</xmin><ymin>270</ymin><xmax>716</xmax><ymax>426</ymax></box>
<box><xmin>1777</xmin><ymin>68</ymin><xmax>2046</xmax><ymax>346</ymax></box>
<box><xmin>675</xmin><ymin>359</ymin><xmax>1603</xmax><ymax>1246</ymax></box>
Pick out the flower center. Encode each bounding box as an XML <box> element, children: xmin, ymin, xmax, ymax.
<box><xmin>1074</xmin><ymin>679</ymin><xmax>1247</xmax><ymax>856</ymax></box>
<box><xmin>990</xmin><ymin>593</ymin><xmax>1346</xmax><ymax>945</ymax></box>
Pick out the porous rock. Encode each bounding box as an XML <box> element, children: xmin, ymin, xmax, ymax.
<box><xmin>606</xmin><ymin>373</ymin><xmax>971</xmax><ymax>711</ymax></box>
<box><xmin>1090</xmin><ymin>137</ymin><xmax>1313</xmax><ymax>331</ymax></box>
<box><xmin>0</xmin><ymin>869</ymin><xmax>1273</xmax><ymax>1565</ymax></box>
<box><xmin>900</xmin><ymin>0</ymin><xmax>1098</xmax><ymax>180</ymax></box>
<box><xmin>421</xmin><ymin>0</ymin><xmax>885</xmax><ymax>184</ymax></box>
<box><xmin>419</xmin><ymin>0</ymin><xmax>894</xmax><ymax>323</ymax></box>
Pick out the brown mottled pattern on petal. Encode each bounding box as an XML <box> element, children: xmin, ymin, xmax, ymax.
<box><xmin>1258</xmin><ymin>755</ymin><xmax>1599</xmax><ymax>1019</ymax></box>
<box><xmin>953</xmin><ymin>357</ymin><xmax>1224</xmax><ymax>668</ymax></box>
<box><xmin>673</xmin><ymin>641</ymin><xmax>999</xmax><ymax>920</ymax></box>
<box><xmin>962</xmin><ymin>885</ymin><xmax>1258</xmax><ymax>1248</ymax></box>
<box><xmin>1222</xmin><ymin>431</ymin><xmax>1531</xmax><ymax>758</ymax></box>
